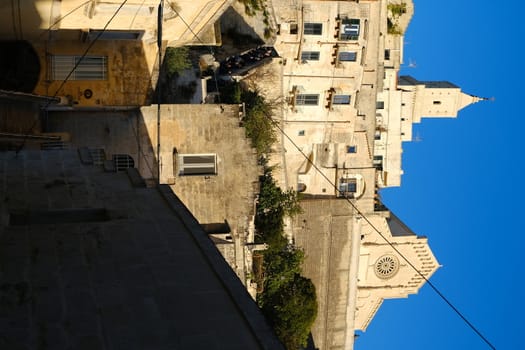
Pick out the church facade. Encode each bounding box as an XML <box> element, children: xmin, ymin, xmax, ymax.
<box><xmin>253</xmin><ymin>0</ymin><xmax>486</xmax><ymax>348</ymax></box>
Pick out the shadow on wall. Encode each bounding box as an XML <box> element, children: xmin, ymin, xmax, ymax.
<box><xmin>0</xmin><ymin>41</ymin><xmax>40</xmax><ymax>93</ymax></box>
<box><xmin>44</xmin><ymin>109</ymin><xmax>158</xmax><ymax>183</ymax></box>
<box><xmin>219</xmin><ymin>7</ymin><xmax>264</xmax><ymax>50</ymax></box>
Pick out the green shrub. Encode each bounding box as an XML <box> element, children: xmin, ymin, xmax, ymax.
<box><xmin>164</xmin><ymin>47</ymin><xmax>192</xmax><ymax>77</ymax></box>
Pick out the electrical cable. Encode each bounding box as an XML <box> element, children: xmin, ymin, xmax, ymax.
<box><xmin>167</xmin><ymin>7</ymin><xmax>222</xmax><ymax>103</ymax></box>
<box><xmin>38</xmin><ymin>0</ymin><xmax>92</xmax><ymax>39</ymax></box>
<box><xmin>8</xmin><ymin>6</ymin><xmax>494</xmax><ymax>348</ymax></box>
<box><xmin>15</xmin><ymin>0</ymin><xmax>130</xmax><ymax>156</ymax></box>
<box><xmin>50</xmin><ymin>0</ymin><xmax>129</xmax><ymax>98</ymax></box>
<box><xmin>271</xmin><ymin>119</ymin><xmax>496</xmax><ymax>350</ymax></box>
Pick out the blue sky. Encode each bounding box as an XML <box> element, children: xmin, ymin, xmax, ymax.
<box><xmin>354</xmin><ymin>1</ymin><xmax>524</xmax><ymax>349</ymax></box>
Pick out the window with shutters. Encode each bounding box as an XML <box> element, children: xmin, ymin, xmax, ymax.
<box><xmin>177</xmin><ymin>154</ymin><xmax>217</xmax><ymax>176</ymax></box>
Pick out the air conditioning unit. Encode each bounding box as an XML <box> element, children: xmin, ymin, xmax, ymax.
<box><xmin>342</xmin><ymin>23</ymin><xmax>359</xmax><ymax>36</ymax></box>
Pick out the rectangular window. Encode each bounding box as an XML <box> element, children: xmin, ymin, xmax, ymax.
<box><xmin>340</xmin><ymin>19</ymin><xmax>360</xmax><ymax>40</ymax></box>
<box><xmin>52</xmin><ymin>55</ymin><xmax>107</xmax><ymax>80</ymax></box>
<box><xmin>384</xmin><ymin>49</ymin><xmax>391</xmax><ymax>60</ymax></box>
<box><xmin>333</xmin><ymin>94</ymin><xmax>351</xmax><ymax>105</ymax></box>
<box><xmin>304</xmin><ymin>23</ymin><xmax>323</xmax><ymax>35</ymax></box>
<box><xmin>178</xmin><ymin>154</ymin><xmax>217</xmax><ymax>176</ymax></box>
<box><xmin>338</xmin><ymin>178</ymin><xmax>357</xmax><ymax>195</ymax></box>
<box><xmin>87</xmin><ymin>30</ymin><xmax>142</xmax><ymax>40</ymax></box>
<box><xmin>376</xmin><ymin>101</ymin><xmax>385</xmax><ymax>109</ymax></box>
<box><xmin>296</xmin><ymin>94</ymin><xmax>319</xmax><ymax>106</ymax></box>
<box><xmin>298</xmin><ymin>130</ymin><xmax>305</xmax><ymax>136</ymax></box>
<box><xmin>373</xmin><ymin>155</ymin><xmax>383</xmax><ymax>170</ymax></box>
<box><xmin>347</xmin><ymin>145</ymin><xmax>357</xmax><ymax>153</ymax></box>
<box><xmin>290</xmin><ymin>23</ymin><xmax>298</xmax><ymax>34</ymax></box>
<box><xmin>301</xmin><ymin>51</ymin><xmax>320</xmax><ymax>61</ymax></box>
<box><xmin>338</xmin><ymin>51</ymin><xmax>357</xmax><ymax>62</ymax></box>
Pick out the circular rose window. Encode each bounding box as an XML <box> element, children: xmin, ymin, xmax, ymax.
<box><xmin>374</xmin><ymin>255</ymin><xmax>399</xmax><ymax>279</ymax></box>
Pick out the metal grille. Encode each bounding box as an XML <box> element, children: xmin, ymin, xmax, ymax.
<box><xmin>113</xmin><ymin>154</ymin><xmax>134</xmax><ymax>172</ymax></box>
<box><xmin>89</xmin><ymin>148</ymin><xmax>106</xmax><ymax>166</ymax></box>
<box><xmin>52</xmin><ymin>55</ymin><xmax>107</xmax><ymax>80</ymax></box>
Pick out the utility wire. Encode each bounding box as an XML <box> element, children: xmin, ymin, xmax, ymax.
<box><xmin>167</xmin><ymin>7</ymin><xmax>222</xmax><ymax>103</ymax></box>
<box><xmin>9</xmin><ymin>5</ymin><xmax>493</xmax><ymax>348</ymax></box>
<box><xmin>38</xmin><ymin>0</ymin><xmax>92</xmax><ymax>39</ymax></box>
<box><xmin>271</xmin><ymin>120</ymin><xmax>496</xmax><ymax>350</ymax></box>
<box><xmin>15</xmin><ymin>0</ymin><xmax>129</xmax><ymax>156</ymax></box>
<box><xmin>50</xmin><ymin>0</ymin><xmax>129</xmax><ymax>98</ymax></box>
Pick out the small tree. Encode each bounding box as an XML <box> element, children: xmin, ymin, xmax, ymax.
<box><xmin>164</xmin><ymin>47</ymin><xmax>192</xmax><ymax>77</ymax></box>
<box><xmin>221</xmin><ymin>83</ymin><xmax>278</xmax><ymax>156</ymax></box>
<box><xmin>261</xmin><ymin>273</ymin><xmax>318</xmax><ymax>350</ymax></box>
<box><xmin>261</xmin><ymin>246</ymin><xmax>305</xmax><ymax>296</ymax></box>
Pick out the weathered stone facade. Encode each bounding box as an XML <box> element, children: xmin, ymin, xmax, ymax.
<box><xmin>44</xmin><ymin>104</ymin><xmax>263</xmax><ymax>293</ymax></box>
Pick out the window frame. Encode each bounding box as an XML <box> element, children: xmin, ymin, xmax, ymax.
<box><xmin>340</xmin><ymin>19</ymin><xmax>360</xmax><ymax>41</ymax></box>
<box><xmin>338</xmin><ymin>51</ymin><xmax>357</xmax><ymax>62</ymax></box>
<box><xmin>347</xmin><ymin>145</ymin><xmax>357</xmax><ymax>153</ymax></box>
<box><xmin>51</xmin><ymin>55</ymin><xmax>107</xmax><ymax>80</ymax></box>
<box><xmin>87</xmin><ymin>30</ymin><xmax>142</xmax><ymax>41</ymax></box>
<box><xmin>301</xmin><ymin>51</ymin><xmax>320</xmax><ymax>61</ymax></box>
<box><xmin>296</xmin><ymin>94</ymin><xmax>320</xmax><ymax>106</ymax></box>
<box><xmin>338</xmin><ymin>178</ymin><xmax>357</xmax><ymax>196</ymax></box>
<box><xmin>333</xmin><ymin>94</ymin><xmax>351</xmax><ymax>105</ymax></box>
<box><xmin>303</xmin><ymin>22</ymin><xmax>323</xmax><ymax>35</ymax></box>
<box><xmin>177</xmin><ymin>153</ymin><xmax>217</xmax><ymax>176</ymax></box>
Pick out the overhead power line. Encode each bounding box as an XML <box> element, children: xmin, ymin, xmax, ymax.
<box><xmin>272</xmin><ymin>120</ymin><xmax>496</xmax><ymax>350</ymax></box>
<box><xmin>15</xmin><ymin>0</ymin><xmax>130</xmax><ymax>156</ymax></box>
<box><xmin>168</xmin><ymin>12</ymin><xmax>495</xmax><ymax>348</ymax></box>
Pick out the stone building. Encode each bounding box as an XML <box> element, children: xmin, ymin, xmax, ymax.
<box><xmin>247</xmin><ymin>0</ymin><xmax>486</xmax><ymax>349</ymax></box>
<box><xmin>0</xmin><ymin>0</ymin><xmax>268</xmax><ymax>299</ymax></box>
<box><xmin>292</xmin><ymin>199</ymin><xmax>439</xmax><ymax>349</ymax></box>
<box><xmin>0</xmin><ymin>0</ymin><xmax>232</xmax><ymax>106</ymax></box>
<box><xmin>0</xmin><ymin>147</ymin><xmax>284</xmax><ymax>350</ymax></box>
<box><xmin>43</xmin><ymin>104</ymin><xmax>264</xmax><ymax>296</ymax></box>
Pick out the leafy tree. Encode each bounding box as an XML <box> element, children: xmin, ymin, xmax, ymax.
<box><xmin>221</xmin><ymin>82</ymin><xmax>277</xmax><ymax>156</ymax></box>
<box><xmin>262</xmin><ymin>246</ymin><xmax>305</xmax><ymax>297</ymax></box>
<box><xmin>164</xmin><ymin>47</ymin><xmax>191</xmax><ymax>77</ymax></box>
<box><xmin>260</xmin><ymin>273</ymin><xmax>318</xmax><ymax>350</ymax></box>
<box><xmin>255</xmin><ymin>170</ymin><xmax>302</xmax><ymax>248</ymax></box>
